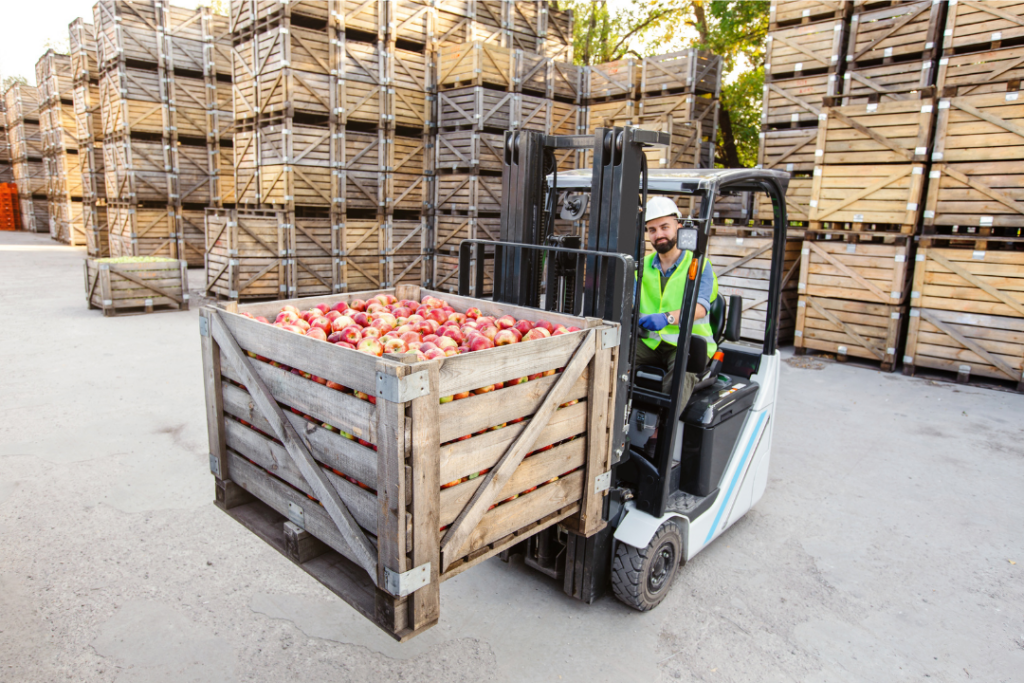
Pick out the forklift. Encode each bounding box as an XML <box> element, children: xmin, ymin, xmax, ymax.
<box><xmin>458</xmin><ymin>127</ymin><xmax>790</xmax><ymax>610</ymax></box>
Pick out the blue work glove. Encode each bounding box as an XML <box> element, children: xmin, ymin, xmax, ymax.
<box><xmin>639</xmin><ymin>313</ymin><xmax>669</xmax><ymax>331</ymax></box>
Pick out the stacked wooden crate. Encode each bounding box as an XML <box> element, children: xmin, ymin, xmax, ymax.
<box><xmin>217</xmin><ymin>0</ymin><xmax>430</xmax><ymax>301</ymax></box>
<box><xmin>901</xmin><ymin>0</ymin><xmax>1024</xmax><ymax>390</ymax></box>
<box><xmin>94</xmin><ymin>0</ymin><xmax>233</xmax><ymax>267</ymax></box>
<box><xmin>37</xmin><ymin>50</ymin><xmax>84</xmax><ymax>246</ymax></box>
<box><xmin>756</xmin><ymin>0</ymin><xmax>848</xmax><ymax>228</ymax></box>
<box><xmin>431</xmin><ymin>1</ymin><xmax>579</xmax><ymax>295</ymax></box>
<box><xmin>0</xmin><ymin>97</ymin><xmax>11</xmax><ymax>185</ymax></box>
<box><xmin>4</xmin><ymin>83</ymin><xmax>48</xmax><ymax>233</ymax></box>
<box><xmin>70</xmin><ymin>17</ymin><xmax>109</xmax><ymax>257</ymax></box>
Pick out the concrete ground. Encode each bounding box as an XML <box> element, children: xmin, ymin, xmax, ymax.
<box><xmin>1</xmin><ymin>230</ymin><xmax>1022</xmax><ymax>683</ymax></box>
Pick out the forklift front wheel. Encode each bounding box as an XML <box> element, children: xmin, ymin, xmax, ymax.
<box><xmin>611</xmin><ymin>521</ymin><xmax>683</xmax><ymax>611</ymax></box>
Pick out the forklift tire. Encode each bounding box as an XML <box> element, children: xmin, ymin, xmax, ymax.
<box><xmin>611</xmin><ymin>522</ymin><xmax>683</xmax><ymax>612</ymax></box>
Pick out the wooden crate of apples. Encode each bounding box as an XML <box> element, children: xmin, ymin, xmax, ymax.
<box><xmin>201</xmin><ymin>285</ymin><xmax>620</xmax><ymax>641</ymax></box>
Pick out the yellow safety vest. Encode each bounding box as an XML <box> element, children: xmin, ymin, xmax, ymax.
<box><xmin>639</xmin><ymin>252</ymin><xmax>718</xmax><ymax>357</ymax></box>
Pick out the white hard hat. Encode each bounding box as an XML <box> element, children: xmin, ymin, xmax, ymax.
<box><xmin>645</xmin><ymin>196</ymin><xmax>681</xmax><ymax>223</ymax></box>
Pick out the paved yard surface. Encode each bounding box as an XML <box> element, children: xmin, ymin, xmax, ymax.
<box><xmin>1</xmin><ymin>231</ymin><xmax>1022</xmax><ymax>683</ymax></box>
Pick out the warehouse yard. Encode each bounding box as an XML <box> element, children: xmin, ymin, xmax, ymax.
<box><xmin>2</xmin><ymin>231</ymin><xmax>1022</xmax><ymax>682</ymax></box>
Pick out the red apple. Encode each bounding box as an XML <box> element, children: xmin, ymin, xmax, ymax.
<box><xmin>419</xmin><ymin>341</ymin><xmax>438</xmax><ymax>352</ymax></box>
<box><xmin>524</xmin><ymin>327</ymin><xmax>551</xmax><ymax>341</ymax></box>
<box><xmin>392</xmin><ymin>306</ymin><xmax>411</xmax><ymax>319</ymax></box>
<box><xmin>436</xmin><ymin>336</ymin><xmax>459</xmax><ymax>351</ymax></box>
<box><xmin>527</xmin><ymin>372</ymin><xmax>544</xmax><ymax>381</ymax></box>
<box><xmin>383</xmin><ymin>338</ymin><xmax>406</xmax><ymax>354</ymax></box>
<box><xmin>349</xmin><ymin>299</ymin><xmax>367</xmax><ymax>312</ymax></box>
<box><xmin>421</xmin><ymin>296</ymin><xmax>443</xmax><ymax>309</ymax></box>
<box><xmin>533</xmin><ymin>320</ymin><xmax>555</xmax><ymax>334</ymax></box>
<box><xmin>514</xmin><ymin>319</ymin><xmax>533</xmax><ymax>336</ymax></box>
<box><xmin>423</xmin><ymin>348</ymin><xmax>446</xmax><ymax>360</ymax></box>
<box><xmin>311</xmin><ymin>375</ymin><xmax>328</xmax><ymax>385</ymax></box>
<box><xmin>472</xmin><ymin>384</ymin><xmax>495</xmax><ymax>395</ymax></box>
<box><xmin>310</xmin><ymin>317</ymin><xmax>332</xmax><ymax>334</ymax></box>
<box><xmin>331</xmin><ymin>315</ymin><xmax>356</xmax><ymax>332</ymax></box>
<box><xmin>325</xmin><ymin>310</ymin><xmax>343</xmax><ymax>322</ymax></box>
<box><xmin>441</xmin><ymin>327</ymin><xmax>465</xmax><ymax>345</ymax></box>
<box><xmin>458</xmin><ymin>345</ymin><xmax>470</xmax><ymax>354</ymax></box>
<box><xmin>338</xmin><ymin>325</ymin><xmax>362</xmax><ymax>343</ymax></box>
<box><xmin>567</xmin><ymin>326</ymin><xmax>582</xmax><ymax>332</ymax></box>
<box><xmin>422</xmin><ymin>334</ymin><xmax>440</xmax><ymax>344</ymax></box>
<box><xmin>400</xmin><ymin>331</ymin><xmax>421</xmax><ymax>345</ymax></box>
<box><xmin>315</xmin><ymin>303</ymin><xmax>330</xmax><ymax>314</ymax></box>
<box><xmin>552</xmin><ymin>325</ymin><xmax>569</xmax><ymax>335</ymax></box>
<box><xmin>506</xmin><ymin>376</ymin><xmax>528</xmax><ymax>386</ymax></box>
<box><xmin>479</xmin><ymin>325</ymin><xmax>499</xmax><ymax>341</ymax></box>
<box><xmin>356</xmin><ymin>338</ymin><xmax>384</xmax><ymax>357</ymax></box>
<box><xmin>370</xmin><ymin>318</ymin><xmax>394</xmax><ymax>335</ymax></box>
<box><xmin>495</xmin><ymin>314</ymin><xmax>516</xmax><ymax>330</ymax></box>
<box><xmin>444</xmin><ymin>347</ymin><xmax>459</xmax><ymax>357</ymax></box>
<box><xmin>448</xmin><ymin>312</ymin><xmax>467</xmax><ymax>325</ymax></box>
<box><xmin>454</xmin><ymin>390</ymin><xmax>471</xmax><ymax>400</ymax></box>
<box><xmin>281</xmin><ymin>305</ymin><xmax>300</xmax><ymax>315</ymax></box>
<box><xmin>332</xmin><ymin>301</ymin><xmax>349</xmax><ymax>313</ymax></box>
<box><xmin>407</xmin><ymin>341</ymin><xmax>424</xmax><ymax>352</ymax></box>
<box><xmin>466</xmin><ymin>307</ymin><xmax>482</xmax><ymax>319</ymax></box>
<box><xmin>361</xmin><ymin>326</ymin><xmax>382</xmax><ymax>340</ymax></box>
<box><xmin>334</xmin><ymin>341</ymin><xmax>355</xmax><ymax>350</ymax></box>
<box><xmin>366</xmin><ymin>302</ymin><xmax>386</xmax><ymax>314</ymax></box>
<box><xmin>408</xmin><ymin>314</ymin><xmax>425</xmax><ymax>324</ymax></box>
<box><xmin>327</xmin><ymin>331</ymin><xmax>346</xmax><ymax>343</ymax></box>
<box><xmin>468</xmin><ymin>335</ymin><xmax>494</xmax><ymax>352</ymax></box>
<box><xmin>351</xmin><ymin>312</ymin><xmax>371</xmax><ymax>327</ymax></box>
<box><xmin>305</xmin><ymin>327</ymin><xmax>328</xmax><ymax>342</ymax></box>
<box><xmin>494</xmin><ymin>328</ymin><xmax>522</xmax><ymax>345</ymax></box>
<box><xmin>256</xmin><ymin>316</ymin><xmax>269</xmax><ymax>324</ymax></box>
<box><xmin>427</xmin><ymin>308</ymin><xmax>448</xmax><ymax>325</ymax></box>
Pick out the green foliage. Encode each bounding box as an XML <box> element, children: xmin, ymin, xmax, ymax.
<box><xmin>2</xmin><ymin>75</ymin><xmax>28</xmax><ymax>93</ymax></box>
<box><xmin>719</xmin><ymin>66</ymin><xmax>764</xmax><ymax>168</ymax></box>
<box><xmin>565</xmin><ymin>1</ymin><xmax>683</xmax><ymax>66</ymax></box>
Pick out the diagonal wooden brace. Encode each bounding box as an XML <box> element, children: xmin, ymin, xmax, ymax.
<box><xmin>439</xmin><ymin>329</ymin><xmax>598</xmax><ymax>571</ymax></box>
<box><xmin>209</xmin><ymin>311</ymin><xmax>380</xmax><ymax>583</ymax></box>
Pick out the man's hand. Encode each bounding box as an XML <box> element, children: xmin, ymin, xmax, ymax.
<box><xmin>639</xmin><ymin>313</ymin><xmax>669</xmax><ymax>331</ymax></box>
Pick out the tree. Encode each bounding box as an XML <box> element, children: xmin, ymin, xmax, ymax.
<box><xmin>2</xmin><ymin>75</ymin><xmax>28</xmax><ymax>93</ymax></box>
<box><xmin>565</xmin><ymin>1</ymin><xmax>768</xmax><ymax>167</ymax></box>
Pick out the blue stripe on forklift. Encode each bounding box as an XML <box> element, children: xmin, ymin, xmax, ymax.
<box><xmin>704</xmin><ymin>411</ymin><xmax>767</xmax><ymax>544</ymax></box>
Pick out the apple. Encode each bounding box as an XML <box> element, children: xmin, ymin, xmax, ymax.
<box><xmin>361</xmin><ymin>326</ymin><xmax>382</xmax><ymax>340</ymax></box>
<box><xmin>552</xmin><ymin>325</ymin><xmax>569</xmax><ymax>335</ymax></box>
<box><xmin>443</xmin><ymin>347</ymin><xmax>459</xmax><ymax>357</ymax></box>
<box><xmin>440</xmin><ymin>395</ymin><xmax>454</xmax><ymax>404</ymax></box>
<box><xmin>495</xmin><ymin>314</ymin><xmax>516</xmax><ymax>330</ymax></box>
<box><xmin>392</xmin><ymin>306</ymin><xmax>411</xmax><ymax>319</ymax></box>
<box><xmin>327</xmin><ymin>331</ymin><xmax>346</xmax><ymax>343</ymax></box>
<box><xmin>524</xmin><ymin>327</ymin><xmax>551</xmax><ymax>341</ymax></box>
<box><xmin>349</xmin><ymin>311</ymin><xmax>368</xmax><ymax>327</ymax></box>
<box><xmin>415</xmin><ymin>350</ymin><xmax>428</xmax><ymax>361</ymax></box>
<box><xmin>349</xmin><ymin>299</ymin><xmax>367</xmax><ymax>312</ymax></box>
<box><xmin>332</xmin><ymin>301</ymin><xmax>349</xmax><ymax>313</ymax></box>
<box><xmin>284</xmin><ymin>325</ymin><xmax>305</xmax><ymax>334</ymax></box>
<box><xmin>427</xmin><ymin>308</ymin><xmax>448</xmax><ymax>325</ymax></box>
<box><xmin>441</xmin><ymin>327</ymin><xmax>465</xmax><ymax>345</ymax></box>
<box><xmin>423</xmin><ymin>348</ymin><xmax>446</xmax><ymax>360</ymax></box>
<box><xmin>370</xmin><ymin>318</ymin><xmax>394</xmax><ymax>335</ymax></box>
<box><xmin>356</xmin><ymin>338</ymin><xmax>384</xmax><ymax>356</ymax></box>
<box><xmin>293</xmin><ymin>318</ymin><xmax>310</xmax><ymax>332</ymax></box>
<box><xmin>423</xmin><ymin>319</ymin><xmax>440</xmax><ymax>334</ymax></box>
<box><xmin>311</xmin><ymin>375</ymin><xmax>328</xmax><ymax>385</ymax></box>
<box><xmin>465</xmin><ymin>307</ymin><xmax>482</xmax><ymax>319</ymax></box>
<box><xmin>334</xmin><ymin>341</ymin><xmax>355</xmax><ymax>350</ymax></box>
<box><xmin>331</xmin><ymin>315</ymin><xmax>356</xmax><ymax>332</ymax></box>
<box><xmin>567</xmin><ymin>326</ymin><xmax>582</xmax><ymax>332</ymax></box>
<box><xmin>527</xmin><ymin>372</ymin><xmax>544</xmax><ymax>381</ymax></box>
<box><xmin>514</xmin><ymin>319</ymin><xmax>533</xmax><ymax>336</ymax></box>
<box><xmin>383</xmin><ymin>338</ymin><xmax>406</xmax><ymax>354</ymax></box>
<box><xmin>421</xmin><ymin>296</ymin><xmax>443</xmax><ymax>309</ymax></box>
<box><xmin>494</xmin><ymin>328</ymin><xmax>522</xmax><ymax>345</ymax></box>
<box><xmin>468</xmin><ymin>335</ymin><xmax>494</xmax><ymax>352</ymax></box>
<box><xmin>436</xmin><ymin>336</ymin><xmax>459</xmax><ymax>351</ymax></box>
<box><xmin>281</xmin><ymin>305</ymin><xmax>300</xmax><ymax>314</ymax></box>
<box><xmin>241</xmin><ymin>312</ymin><xmax>255</xmax><ymax>319</ymax></box>
<box><xmin>400</xmin><ymin>331</ymin><xmax>421</xmax><ymax>345</ymax></box>
<box><xmin>376</xmin><ymin>312</ymin><xmax>398</xmax><ymax>328</ymax></box>
<box><xmin>407</xmin><ymin>341</ymin><xmax>424</xmax><ymax>352</ymax></box>
<box><xmin>478</xmin><ymin>325</ymin><xmax>499</xmax><ymax>341</ymax></box>
<box><xmin>256</xmin><ymin>316</ymin><xmax>269</xmax><ymax>324</ymax></box>
<box><xmin>422</xmin><ymin>334</ymin><xmax>440</xmax><ymax>344</ymax></box>
<box><xmin>315</xmin><ymin>303</ymin><xmax>330</xmax><ymax>314</ymax></box>
<box><xmin>301</xmin><ymin>309</ymin><xmax>320</xmax><ymax>322</ymax></box>
<box><xmin>477</xmin><ymin>315</ymin><xmax>495</xmax><ymax>327</ymax></box>
<box><xmin>533</xmin><ymin>320</ymin><xmax>555</xmax><ymax>334</ymax></box>
<box><xmin>506</xmin><ymin>376</ymin><xmax>528</xmax><ymax>386</ymax></box>
<box><xmin>366</xmin><ymin>302</ymin><xmax>386</xmax><ymax>315</ymax></box>
<box><xmin>454</xmin><ymin>390</ymin><xmax>471</xmax><ymax>400</ymax></box>
<box><xmin>306</xmin><ymin>327</ymin><xmax>328</xmax><ymax>341</ymax></box>
<box><xmin>324</xmin><ymin>310</ymin><xmax>342</xmax><ymax>322</ymax></box>
<box><xmin>472</xmin><ymin>384</ymin><xmax>495</xmax><ymax>395</ymax></box>
<box><xmin>310</xmin><ymin>317</ymin><xmax>332</xmax><ymax>334</ymax></box>
<box><xmin>448</xmin><ymin>312</ymin><xmax>467</xmax><ymax>325</ymax></box>
<box><xmin>458</xmin><ymin>345</ymin><xmax>470</xmax><ymax>354</ymax></box>
<box><xmin>338</xmin><ymin>325</ymin><xmax>362</xmax><ymax>344</ymax></box>
<box><xmin>419</xmin><ymin>341</ymin><xmax>438</xmax><ymax>352</ymax></box>
<box><xmin>407</xmin><ymin>314</ymin><xmax>425</xmax><ymax>323</ymax></box>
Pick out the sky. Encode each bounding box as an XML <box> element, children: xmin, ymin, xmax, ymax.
<box><xmin>0</xmin><ymin>0</ymin><xmax>207</xmax><ymax>86</ymax></box>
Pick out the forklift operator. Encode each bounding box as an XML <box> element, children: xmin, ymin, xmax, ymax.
<box><xmin>635</xmin><ymin>196</ymin><xmax>718</xmax><ymax>400</ymax></box>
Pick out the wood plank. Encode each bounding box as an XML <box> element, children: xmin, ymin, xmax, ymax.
<box><xmin>374</xmin><ymin>360</ymin><xmax>408</xmax><ymax>633</ymax></box>
<box><xmin>408</xmin><ymin>360</ymin><xmax>440</xmax><ymax>630</ymax></box>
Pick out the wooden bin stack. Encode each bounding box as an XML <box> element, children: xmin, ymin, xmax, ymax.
<box><xmin>901</xmin><ymin>1</ymin><xmax>1024</xmax><ymax>390</ymax></box>
<box><xmin>0</xmin><ymin>97</ymin><xmax>12</xmax><ymax>185</ymax></box>
<box><xmin>219</xmin><ymin>0</ymin><xmax>431</xmax><ymax>301</ymax></box>
<box><xmin>36</xmin><ymin>50</ymin><xmax>84</xmax><ymax>246</ymax></box>
<box><xmin>432</xmin><ymin>1</ymin><xmax>580</xmax><ymax>295</ymax></box>
<box><xmin>756</xmin><ymin>0</ymin><xmax>849</xmax><ymax>229</ymax></box>
<box><xmin>4</xmin><ymin>83</ymin><xmax>48</xmax><ymax>233</ymax></box>
<box><xmin>70</xmin><ymin>17</ymin><xmax>109</xmax><ymax>257</ymax></box>
<box><xmin>200</xmin><ymin>283</ymin><xmax>618</xmax><ymax>641</ymax></box>
<box><xmin>94</xmin><ymin>0</ymin><xmax>234</xmax><ymax>267</ymax></box>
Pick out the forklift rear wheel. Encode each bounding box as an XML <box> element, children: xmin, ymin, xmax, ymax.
<box><xmin>611</xmin><ymin>522</ymin><xmax>683</xmax><ymax>611</ymax></box>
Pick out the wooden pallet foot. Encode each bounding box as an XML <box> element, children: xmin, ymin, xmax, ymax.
<box><xmin>284</xmin><ymin>521</ymin><xmax>328</xmax><ymax>563</ymax></box>
<box><xmin>902</xmin><ymin>363</ymin><xmax>916</xmax><ymax>377</ymax></box>
<box><xmin>794</xmin><ymin>346</ymin><xmax>806</xmax><ymax>356</ymax></box>
<box><xmin>216</xmin><ymin>478</ymin><xmax>254</xmax><ymax>509</ymax></box>
<box><xmin>956</xmin><ymin>365</ymin><xmax>971</xmax><ymax>384</ymax></box>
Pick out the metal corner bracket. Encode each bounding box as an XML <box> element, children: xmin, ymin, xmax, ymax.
<box><xmin>383</xmin><ymin>562</ymin><xmax>431</xmax><ymax>597</ymax></box>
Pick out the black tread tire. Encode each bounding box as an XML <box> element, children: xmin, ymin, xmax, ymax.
<box><xmin>611</xmin><ymin>522</ymin><xmax>683</xmax><ymax>612</ymax></box>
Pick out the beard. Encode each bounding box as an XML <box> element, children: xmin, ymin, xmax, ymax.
<box><xmin>653</xmin><ymin>237</ymin><xmax>676</xmax><ymax>254</ymax></box>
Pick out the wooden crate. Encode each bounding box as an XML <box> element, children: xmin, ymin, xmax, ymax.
<box><xmin>639</xmin><ymin>93</ymin><xmax>719</xmax><ymax>139</ymax></box>
<box><xmin>200</xmin><ymin>286</ymin><xmax>618</xmax><ymax>640</ymax></box>
<box><xmin>905</xmin><ymin>307</ymin><xmax>1024</xmax><ymax>389</ymax></box>
<box><xmin>943</xmin><ymin>0</ymin><xmax>1024</xmax><ymax>56</ymax></box>
<box><xmin>761</xmin><ymin>74</ymin><xmax>839</xmax><ymax>129</ymax></box>
<box><xmin>205</xmin><ymin>208</ymin><xmax>288</xmax><ymax>301</ymax></box>
<box><xmin>765</xmin><ymin>19</ymin><xmax>844</xmax><ymax>81</ymax></box>
<box><xmin>388</xmin><ymin>46</ymin><xmax>430</xmax><ymax>93</ymax></box>
<box><xmin>795</xmin><ymin>295</ymin><xmax>905</xmax><ymax>370</ymax></box>
<box><xmin>432</xmin><ymin>214</ymin><xmax>500</xmax><ymax>253</ymax></box>
<box><xmin>809</xmin><ymin>164</ymin><xmax>925</xmax><ymax>232</ymax></box>
<box><xmin>108</xmin><ymin>203</ymin><xmax>206</xmax><ymax>267</ymax></box>
<box><xmin>231</xmin><ymin>0</ymin><xmax>334</xmax><ymax>33</ymax></box>
<box><xmin>586</xmin><ymin>58</ymin><xmax>637</xmax><ymax>101</ymax></box>
<box><xmin>435</xmin><ymin>173</ymin><xmax>502</xmax><ymax>214</ymax></box>
<box><xmin>386</xmin><ymin>173</ymin><xmax>432</xmax><ymax>213</ymax></box>
<box><xmin>932</xmin><ymin>92</ymin><xmax>1024</xmax><ymax>163</ymax></box>
<box><xmin>432</xmin><ymin>244</ymin><xmax>495</xmax><ymax>295</ymax></box>
<box><xmin>517</xmin><ymin>96</ymin><xmax>581</xmax><ymax>143</ymax></box>
<box><xmin>70</xmin><ymin>18</ymin><xmax>98</xmax><ymax>84</ymax></box>
<box><xmin>840</xmin><ymin>60</ymin><xmax>935</xmax><ymax>105</ymax></box>
<box><xmin>816</xmin><ymin>99</ymin><xmax>934</xmax><ymax>164</ymax></box>
<box><xmin>387</xmin><ymin>217</ymin><xmax>429</xmax><ymax>288</ymax></box>
<box><xmin>910</xmin><ymin>246</ymin><xmax>1024</xmax><ymax>317</ymax></box>
<box><xmin>85</xmin><ymin>204</ymin><xmax>109</xmax><ymax>258</ymax></box>
<box><xmin>293</xmin><ymin>215</ymin><xmax>333</xmax><ymax>298</ymax></box>
<box><xmin>584</xmin><ymin>110</ymin><xmax>702</xmax><ymax>170</ymax></box>
<box><xmin>770</xmin><ymin>0</ymin><xmax>850</xmax><ymax>28</ymax></box>
<box><xmin>708</xmin><ymin>232</ymin><xmax>802</xmax><ymax>343</ymax></box>
<box><xmin>11</xmin><ymin>122</ymin><xmax>43</xmax><ymax>161</ymax></box>
<box><xmin>937</xmin><ymin>45</ymin><xmax>1024</xmax><ymax>96</ymax></box>
<box><xmin>924</xmin><ymin>161</ymin><xmax>1024</xmax><ymax>232</ymax></box>
<box><xmin>84</xmin><ymin>256</ymin><xmax>189</xmax><ymax>316</ymax></box>
<box><xmin>437</xmin><ymin>87</ymin><xmax>516</xmax><ymax>131</ymax></box>
<box><xmin>758</xmin><ymin>129</ymin><xmax>819</xmax><ymax>173</ymax></box>
<box><xmin>387</xmin><ymin>86</ymin><xmax>432</xmax><ymax>130</ymax></box>
<box><xmin>640</xmin><ymin>49</ymin><xmax>722</xmax><ymax>97</ymax></box>
<box><xmin>436</xmin><ymin>131</ymin><xmax>504</xmax><ymax>172</ymax></box>
<box><xmin>437</xmin><ymin>42</ymin><xmax>515</xmax><ymax>91</ymax></box>
<box><xmin>333</xmin><ymin>79</ymin><xmax>385</xmax><ymax>128</ymax></box>
<box><xmin>846</xmin><ymin>0</ymin><xmax>944</xmax><ymax>68</ymax></box>
<box><xmin>798</xmin><ymin>237</ymin><xmax>912</xmax><ymax>305</ymax></box>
